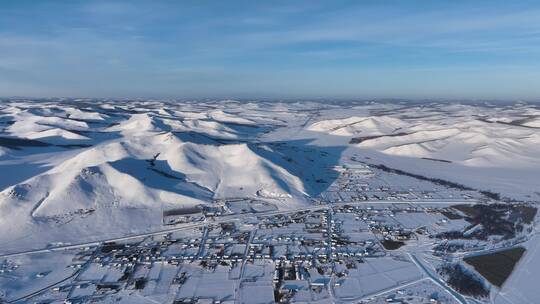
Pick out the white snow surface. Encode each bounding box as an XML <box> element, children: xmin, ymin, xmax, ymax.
<box><xmin>0</xmin><ymin>99</ymin><xmax>539</xmax><ymax>254</ymax></box>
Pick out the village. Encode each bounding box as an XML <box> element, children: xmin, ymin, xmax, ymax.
<box><xmin>0</xmin><ymin>162</ymin><xmax>536</xmax><ymax>304</ymax></box>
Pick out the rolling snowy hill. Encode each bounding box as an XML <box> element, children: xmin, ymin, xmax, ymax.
<box><xmin>0</xmin><ymin>99</ymin><xmax>539</xmax><ymax>253</ymax></box>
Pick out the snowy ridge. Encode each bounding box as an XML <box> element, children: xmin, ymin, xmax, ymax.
<box><xmin>0</xmin><ymin>99</ymin><xmax>539</xmax><ymax>254</ymax></box>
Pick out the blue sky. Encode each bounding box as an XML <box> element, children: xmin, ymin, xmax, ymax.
<box><xmin>1</xmin><ymin>0</ymin><xmax>540</xmax><ymax>100</ymax></box>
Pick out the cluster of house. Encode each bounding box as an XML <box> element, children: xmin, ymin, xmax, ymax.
<box><xmin>28</xmin><ymin>198</ymin><xmax>478</xmax><ymax>304</ymax></box>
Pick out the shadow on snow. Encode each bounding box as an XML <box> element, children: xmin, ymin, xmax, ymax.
<box><xmin>250</xmin><ymin>138</ymin><xmax>347</xmax><ymax>197</ymax></box>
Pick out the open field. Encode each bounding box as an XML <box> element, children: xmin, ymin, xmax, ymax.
<box><xmin>464</xmin><ymin>247</ymin><xmax>526</xmax><ymax>287</ymax></box>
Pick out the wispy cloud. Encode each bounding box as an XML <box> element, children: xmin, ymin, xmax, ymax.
<box><xmin>0</xmin><ymin>1</ymin><xmax>540</xmax><ymax>99</ymax></box>
<box><xmin>228</xmin><ymin>6</ymin><xmax>540</xmax><ymax>53</ymax></box>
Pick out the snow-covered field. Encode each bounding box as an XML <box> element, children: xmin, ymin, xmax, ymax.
<box><xmin>0</xmin><ymin>99</ymin><xmax>538</xmax><ymax>303</ymax></box>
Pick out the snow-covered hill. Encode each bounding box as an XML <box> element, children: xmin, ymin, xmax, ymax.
<box><xmin>0</xmin><ymin>101</ymin><xmax>314</xmax><ymax>251</ymax></box>
<box><xmin>0</xmin><ymin>99</ymin><xmax>539</xmax><ymax>253</ymax></box>
<box><xmin>303</xmin><ymin>102</ymin><xmax>540</xmax><ymax>200</ymax></box>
